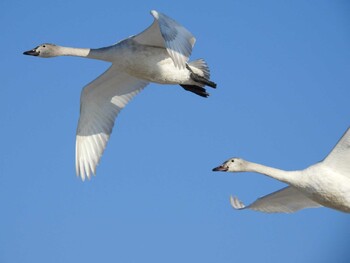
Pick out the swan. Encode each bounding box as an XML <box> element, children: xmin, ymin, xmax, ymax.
<box><xmin>212</xmin><ymin>127</ymin><xmax>350</xmax><ymax>213</ymax></box>
<box><xmin>23</xmin><ymin>10</ymin><xmax>216</xmax><ymax>181</ymax></box>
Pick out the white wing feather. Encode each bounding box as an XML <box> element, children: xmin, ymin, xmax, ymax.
<box><xmin>322</xmin><ymin>127</ymin><xmax>350</xmax><ymax>178</ymax></box>
<box><xmin>76</xmin><ymin>65</ymin><xmax>149</xmax><ymax>180</ymax></box>
<box><xmin>230</xmin><ymin>186</ymin><xmax>322</xmax><ymax>213</ymax></box>
<box><xmin>133</xmin><ymin>10</ymin><xmax>196</xmax><ymax>69</ymax></box>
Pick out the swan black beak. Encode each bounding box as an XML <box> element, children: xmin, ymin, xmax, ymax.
<box><xmin>23</xmin><ymin>49</ymin><xmax>39</xmax><ymax>56</ymax></box>
<box><xmin>212</xmin><ymin>165</ymin><xmax>228</xmax><ymax>172</ymax></box>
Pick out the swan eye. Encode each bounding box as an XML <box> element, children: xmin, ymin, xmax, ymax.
<box><xmin>43</xmin><ymin>45</ymin><xmax>46</xmax><ymax>48</ymax></box>
<box><xmin>231</xmin><ymin>160</ymin><xmax>234</xmax><ymax>163</ymax></box>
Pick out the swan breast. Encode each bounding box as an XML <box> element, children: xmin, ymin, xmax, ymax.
<box><xmin>300</xmin><ymin>165</ymin><xmax>350</xmax><ymax>212</ymax></box>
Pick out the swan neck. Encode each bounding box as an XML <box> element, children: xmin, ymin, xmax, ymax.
<box><xmin>245</xmin><ymin>161</ymin><xmax>301</xmax><ymax>185</ymax></box>
<box><xmin>87</xmin><ymin>47</ymin><xmax>114</xmax><ymax>61</ymax></box>
<box><xmin>58</xmin><ymin>46</ymin><xmax>112</xmax><ymax>61</ymax></box>
<box><xmin>59</xmin><ymin>46</ymin><xmax>90</xmax><ymax>57</ymax></box>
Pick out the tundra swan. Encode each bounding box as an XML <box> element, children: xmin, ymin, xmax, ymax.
<box><xmin>23</xmin><ymin>10</ymin><xmax>216</xmax><ymax>180</ymax></box>
<box><xmin>212</xmin><ymin>128</ymin><xmax>350</xmax><ymax>213</ymax></box>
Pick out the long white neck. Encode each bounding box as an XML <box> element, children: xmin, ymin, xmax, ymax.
<box><xmin>57</xmin><ymin>46</ymin><xmax>114</xmax><ymax>62</ymax></box>
<box><xmin>243</xmin><ymin>160</ymin><xmax>303</xmax><ymax>186</ymax></box>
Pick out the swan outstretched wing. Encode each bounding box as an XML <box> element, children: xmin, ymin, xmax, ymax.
<box><xmin>133</xmin><ymin>10</ymin><xmax>196</xmax><ymax>69</ymax></box>
<box><xmin>76</xmin><ymin>65</ymin><xmax>149</xmax><ymax>180</ymax></box>
<box><xmin>323</xmin><ymin>127</ymin><xmax>350</xmax><ymax>178</ymax></box>
<box><xmin>230</xmin><ymin>186</ymin><xmax>322</xmax><ymax>213</ymax></box>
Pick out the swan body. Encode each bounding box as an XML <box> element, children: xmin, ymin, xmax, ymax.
<box><xmin>212</xmin><ymin>128</ymin><xmax>350</xmax><ymax>213</ymax></box>
<box><xmin>24</xmin><ymin>10</ymin><xmax>216</xmax><ymax>180</ymax></box>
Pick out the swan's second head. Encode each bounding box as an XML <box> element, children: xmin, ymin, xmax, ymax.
<box><xmin>212</xmin><ymin>158</ymin><xmax>247</xmax><ymax>172</ymax></box>
<box><xmin>23</xmin><ymin>43</ymin><xmax>59</xmax><ymax>58</ymax></box>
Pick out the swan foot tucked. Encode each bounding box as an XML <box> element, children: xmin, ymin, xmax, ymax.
<box><xmin>180</xmin><ymin>85</ymin><xmax>209</xmax><ymax>98</ymax></box>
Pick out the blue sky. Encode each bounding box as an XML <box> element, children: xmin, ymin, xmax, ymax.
<box><xmin>2</xmin><ymin>0</ymin><xmax>350</xmax><ymax>262</ymax></box>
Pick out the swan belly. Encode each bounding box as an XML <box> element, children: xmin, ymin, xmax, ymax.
<box><xmin>115</xmin><ymin>40</ymin><xmax>191</xmax><ymax>84</ymax></box>
<box><xmin>127</xmin><ymin>56</ymin><xmax>190</xmax><ymax>84</ymax></box>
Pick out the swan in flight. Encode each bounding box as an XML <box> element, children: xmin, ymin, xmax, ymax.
<box><xmin>23</xmin><ymin>10</ymin><xmax>216</xmax><ymax>181</ymax></box>
<box><xmin>212</xmin><ymin>127</ymin><xmax>350</xmax><ymax>213</ymax></box>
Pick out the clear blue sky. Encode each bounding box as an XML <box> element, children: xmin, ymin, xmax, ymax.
<box><xmin>2</xmin><ymin>0</ymin><xmax>350</xmax><ymax>262</ymax></box>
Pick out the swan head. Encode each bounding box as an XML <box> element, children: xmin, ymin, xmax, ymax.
<box><xmin>23</xmin><ymin>43</ymin><xmax>60</xmax><ymax>58</ymax></box>
<box><xmin>212</xmin><ymin>158</ymin><xmax>247</xmax><ymax>172</ymax></box>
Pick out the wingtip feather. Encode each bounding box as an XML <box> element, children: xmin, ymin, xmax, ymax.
<box><xmin>150</xmin><ymin>10</ymin><xmax>159</xmax><ymax>18</ymax></box>
<box><xmin>230</xmin><ymin>196</ymin><xmax>246</xmax><ymax>210</ymax></box>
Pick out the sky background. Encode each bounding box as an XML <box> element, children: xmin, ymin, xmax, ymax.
<box><xmin>2</xmin><ymin>0</ymin><xmax>350</xmax><ymax>262</ymax></box>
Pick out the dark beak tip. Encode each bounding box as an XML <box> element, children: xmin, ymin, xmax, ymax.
<box><xmin>212</xmin><ymin>166</ymin><xmax>227</xmax><ymax>172</ymax></box>
<box><xmin>23</xmin><ymin>50</ymin><xmax>39</xmax><ymax>56</ymax></box>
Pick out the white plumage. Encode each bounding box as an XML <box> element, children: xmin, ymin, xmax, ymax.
<box><xmin>24</xmin><ymin>10</ymin><xmax>216</xmax><ymax>180</ymax></box>
<box><xmin>213</xmin><ymin>128</ymin><xmax>350</xmax><ymax>213</ymax></box>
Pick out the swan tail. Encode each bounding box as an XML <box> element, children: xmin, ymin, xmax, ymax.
<box><xmin>187</xmin><ymin>59</ymin><xmax>217</xmax><ymax>89</ymax></box>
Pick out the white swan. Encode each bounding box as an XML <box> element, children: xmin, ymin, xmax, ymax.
<box><xmin>212</xmin><ymin>128</ymin><xmax>350</xmax><ymax>213</ymax></box>
<box><xmin>23</xmin><ymin>10</ymin><xmax>216</xmax><ymax>181</ymax></box>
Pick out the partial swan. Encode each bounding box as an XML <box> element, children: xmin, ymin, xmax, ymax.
<box><xmin>212</xmin><ymin>128</ymin><xmax>350</xmax><ymax>213</ymax></box>
<box><xmin>23</xmin><ymin>10</ymin><xmax>216</xmax><ymax>180</ymax></box>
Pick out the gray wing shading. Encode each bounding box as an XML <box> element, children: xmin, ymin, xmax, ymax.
<box><xmin>322</xmin><ymin>127</ymin><xmax>350</xmax><ymax>178</ymax></box>
<box><xmin>76</xmin><ymin>65</ymin><xmax>149</xmax><ymax>180</ymax></box>
<box><xmin>133</xmin><ymin>10</ymin><xmax>196</xmax><ymax>69</ymax></box>
<box><xmin>230</xmin><ymin>186</ymin><xmax>322</xmax><ymax>213</ymax></box>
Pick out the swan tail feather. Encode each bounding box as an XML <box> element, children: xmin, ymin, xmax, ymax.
<box><xmin>187</xmin><ymin>59</ymin><xmax>216</xmax><ymax>88</ymax></box>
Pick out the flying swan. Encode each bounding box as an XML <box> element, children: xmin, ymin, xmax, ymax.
<box><xmin>212</xmin><ymin>127</ymin><xmax>350</xmax><ymax>213</ymax></box>
<box><xmin>23</xmin><ymin>10</ymin><xmax>216</xmax><ymax>180</ymax></box>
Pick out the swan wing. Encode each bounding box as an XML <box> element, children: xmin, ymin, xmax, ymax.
<box><xmin>323</xmin><ymin>127</ymin><xmax>350</xmax><ymax>177</ymax></box>
<box><xmin>230</xmin><ymin>186</ymin><xmax>322</xmax><ymax>213</ymax></box>
<box><xmin>76</xmin><ymin>65</ymin><xmax>149</xmax><ymax>180</ymax></box>
<box><xmin>133</xmin><ymin>10</ymin><xmax>196</xmax><ymax>69</ymax></box>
